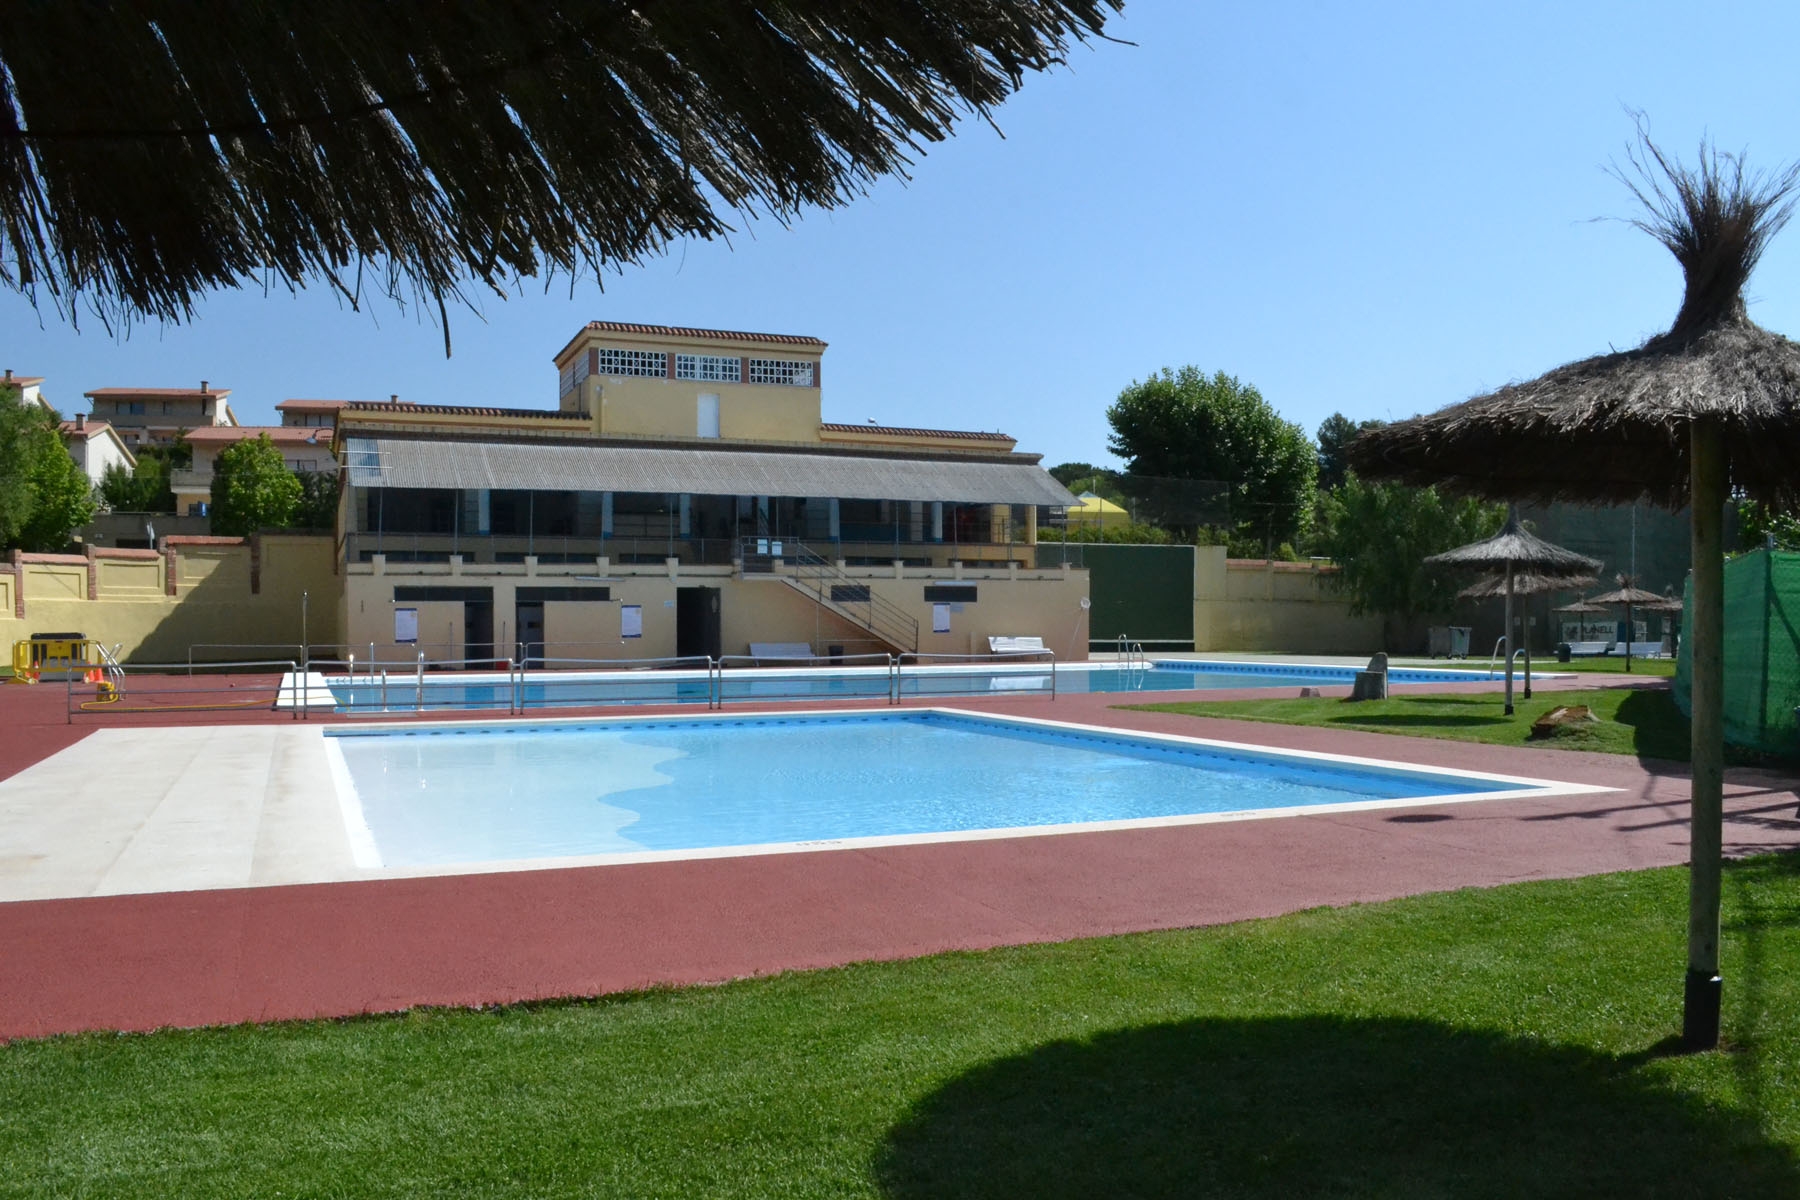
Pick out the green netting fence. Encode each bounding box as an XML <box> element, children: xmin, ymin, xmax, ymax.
<box><xmin>1674</xmin><ymin>547</ymin><xmax>1800</xmax><ymax>754</ymax></box>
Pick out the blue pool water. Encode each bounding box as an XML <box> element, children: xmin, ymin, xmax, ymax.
<box><xmin>328</xmin><ymin>711</ymin><xmax>1534</xmax><ymax>866</ymax></box>
<box><xmin>327</xmin><ymin>661</ymin><xmax>1496</xmax><ymax>712</ymax></box>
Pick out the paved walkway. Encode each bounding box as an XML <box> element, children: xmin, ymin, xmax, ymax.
<box><xmin>2</xmin><ymin>672</ymin><xmax>1795</xmax><ymax>1041</ymax></box>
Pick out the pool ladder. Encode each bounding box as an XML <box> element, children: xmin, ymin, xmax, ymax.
<box><xmin>1115</xmin><ymin>635</ymin><xmax>1147</xmax><ymax>672</ymax></box>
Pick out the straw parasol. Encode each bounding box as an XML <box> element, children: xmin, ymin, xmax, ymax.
<box><xmin>0</xmin><ymin>2</ymin><xmax>1119</xmax><ymax>339</ymax></box>
<box><xmin>1458</xmin><ymin>569</ymin><xmax>1598</xmax><ymax>699</ymax></box>
<box><xmin>1347</xmin><ymin>132</ymin><xmax>1800</xmax><ymax>1050</ymax></box>
<box><xmin>1585</xmin><ymin>576</ymin><xmax>1672</xmax><ymax>673</ymax></box>
<box><xmin>1426</xmin><ymin>508</ymin><xmax>1601</xmax><ymax>712</ymax></box>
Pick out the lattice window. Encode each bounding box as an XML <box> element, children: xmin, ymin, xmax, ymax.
<box><xmin>675</xmin><ymin>353</ymin><xmax>742</xmax><ymax>383</ymax></box>
<box><xmin>747</xmin><ymin>358</ymin><xmax>816</xmax><ymax>386</ymax></box>
<box><xmin>594</xmin><ymin>347</ymin><xmax>668</xmax><ymax>377</ymax></box>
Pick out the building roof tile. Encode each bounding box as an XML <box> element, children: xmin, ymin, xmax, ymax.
<box><xmin>820</xmin><ymin>422</ymin><xmax>1013</xmax><ymax>442</ymax></box>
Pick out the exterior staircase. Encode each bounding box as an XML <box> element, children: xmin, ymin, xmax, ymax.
<box><xmin>739</xmin><ymin>538</ymin><xmax>919</xmax><ymax>653</ymax></box>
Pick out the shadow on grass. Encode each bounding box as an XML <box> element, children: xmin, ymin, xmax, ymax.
<box><xmin>876</xmin><ymin>1016</ymin><xmax>1799</xmax><ymax>1199</ymax></box>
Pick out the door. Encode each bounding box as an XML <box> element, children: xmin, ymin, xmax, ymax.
<box><xmin>516</xmin><ymin>601</ymin><xmax>545</xmax><ymax>666</ymax></box>
<box><xmin>676</xmin><ymin>587</ymin><xmax>723</xmax><ymax>660</ymax></box>
<box><xmin>464</xmin><ymin>599</ymin><xmax>495</xmax><ymax>668</ymax></box>
<box><xmin>697</xmin><ymin>394</ymin><xmax>721</xmax><ymax>438</ymax></box>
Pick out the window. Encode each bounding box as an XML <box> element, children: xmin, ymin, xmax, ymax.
<box><xmin>923</xmin><ymin>584</ymin><xmax>978</xmax><ymax>603</ymax></box>
<box><xmin>594</xmin><ymin>347</ymin><xmax>668</xmax><ymax>377</ymax></box>
<box><xmin>560</xmin><ymin>353</ymin><xmax>592</xmax><ymax>395</ymax></box>
<box><xmin>161</xmin><ymin>401</ymin><xmax>172</xmax><ymax>414</ymax></box>
<box><xmin>120</xmin><ymin>400</ymin><xmax>145</xmax><ymax>415</ymax></box>
<box><xmin>675</xmin><ymin>354</ymin><xmax>742</xmax><ymax>383</ymax></box>
<box><xmin>747</xmin><ymin>358</ymin><xmax>816</xmax><ymax>386</ymax></box>
<box><xmin>830</xmin><ymin>584</ymin><xmax>871</xmax><ymax>603</ymax></box>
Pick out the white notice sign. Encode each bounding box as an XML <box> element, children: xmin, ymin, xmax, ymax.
<box><xmin>394</xmin><ymin>607</ymin><xmax>419</xmax><ymax>644</ymax></box>
<box><xmin>621</xmin><ymin>604</ymin><xmax>643</xmax><ymax>639</ymax></box>
<box><xmin>932</xmin><ymin>603</ymin><xmax>951</xmax><ymax>634</ymax></box>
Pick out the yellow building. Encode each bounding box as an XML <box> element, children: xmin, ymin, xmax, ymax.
<box><xmin>337</xmin><ymin>322</ymin><xmax>1088</xmax><ymax>665</ymax></box>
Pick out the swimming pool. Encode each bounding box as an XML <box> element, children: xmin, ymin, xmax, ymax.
<box><xmin>325</xmin><ymin>708</ymin><xmax>1585</xmax><ymax>869</ymax></box>
<box><xmin>321</xmin><ymin>659</ymin><xmax>1514</xmax><ymax>713</ymax></box>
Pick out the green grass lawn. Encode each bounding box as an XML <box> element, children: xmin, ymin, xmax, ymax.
<box><xmin>4</xmin><ymin>858</ymin><xmax>1800</xmax><ymax>1197</ymax></box>
<box><xmin>1134</xmin><ymin>682</ymin><xmax>1700</xmax><ymax>760</ymax></box>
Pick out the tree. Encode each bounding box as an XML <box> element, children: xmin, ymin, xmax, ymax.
<box><xmin>99</xmin><ymin>450</ymin><xmax>177</xmax><ymax>513</ymax></box>
<box><xmin>292</xmin><ymin>470</ymin><xmax>339</xmax><ymax>532</ymax></box>
<box><xmin>19</xmin><ymin>431</ymin><xmax>97</xmax><ymax>551</ymax></box>
<box><xmin>1106</xmin><ymin>368</ymin><xmax>1316</xmax><ymax>547</ymax></box>
<box><xmin>0</xmin><ymin>388</ymin><xmax>96</xmax><ymax>552</ymax></box>
<box><xmin>210</xmin><ymin>435</ymin><xmax>303</xmax><ymax>536</ymax></box>
<box><xmin>1737</xmin><ymin>499</ymin><xmax>1800</xmax><ymax>550</ymax></box>
<box><xmin>1314</xmin><ymin>474</ymin><xmax>1505</xmax><ymax>644</ymax></box>
<box><xmin>1316</xmin><ymin>413</ymin><xmax>1385</xmax><ymax>493</ymax></box>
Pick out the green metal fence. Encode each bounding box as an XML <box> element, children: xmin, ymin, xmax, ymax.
<box><xmin>1675</xmin><ymin>547</ymin><xmax>1800</xmax><ymax>754</ymax></box>
<box><xmin>1052</xmin><ymin>543</ymin><xmax>1195</xmax><ymax>651</ymax></box>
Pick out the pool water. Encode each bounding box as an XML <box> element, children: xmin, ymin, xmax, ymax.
<box><xmin>328</xmin><ymin>710</ymin><xmax>1538</xmax><ymax>867</ymax></box>
<box><xmin>327</xmin><ymin>661</ymin><xmax>1498</xmax><ymax>712</ymax></box>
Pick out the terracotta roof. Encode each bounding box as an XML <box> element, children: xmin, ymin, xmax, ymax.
<box><xmin>85</xmin><ymin>386</ymin><xmax>230</xmax><ymax>398</ymax></box>
<box><xmin>182</xmin><ymin>425</ymin><xmax>332</xmax><ymax>445</ymax></box>
<box><xmin>343</xmin><ymin>401</ymin><xmax>588</xmax><ymax>419</ymax></box>
<box><xmin>820</xmin><ymin>422</ymin><xmax>1013</xmax><ymax>442</ymax></box>
<box><xmin>555</xmin><ymin>321</ymin><xmax>826</xmax><ymax>362</ymax></box>
<box><xmin>4</xmin><ymin>374</ymin><xmax>45</xmax><ymax>386</ymax></box>
<box><xmin>276</xmin><ymin>399</ymin><xmax>351</xmax><ymax>412</ymax></box>
<box><xmin>56</xmin><ymin>419</ymin><xmax>114</xmax><ymax>438</ymax></box>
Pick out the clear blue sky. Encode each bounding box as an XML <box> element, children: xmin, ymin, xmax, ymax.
<box><xmin>7</xmin><ymin>2</ymin><xmax>1800</xmax><ymax>470</ymax></box>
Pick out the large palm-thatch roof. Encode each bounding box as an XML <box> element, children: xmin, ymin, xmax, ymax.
<box><xmin>1348</xmin><ymin>138</ymin><xmax>1800</xmax><ymax>510</ymax></box>
<box><xmin>0</xmin><ymin>2</ymin><xmax>1120</xmax><ymax>333</ymax></box>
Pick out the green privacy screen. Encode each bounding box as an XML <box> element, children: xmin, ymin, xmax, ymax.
<box><xmin>1675</xmin><ymin>548</ymin><xmax>1800</xmax><ymax>755</ymax></box>
<box><xmin>1076</xmin><ymin>543</ymin><xmax>1196</xmax><ymax>650</ymax></box>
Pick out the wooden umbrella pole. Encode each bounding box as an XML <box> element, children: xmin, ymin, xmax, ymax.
<box><xmin>1685</xmin><ymin>421</ymin><xmax>1726</xmax><ymax>1051</ymax></box>
<box><xmin>1503</xmin><ymin>560</ymin><xmax>1515</xmax><ymax>716</ymax></box>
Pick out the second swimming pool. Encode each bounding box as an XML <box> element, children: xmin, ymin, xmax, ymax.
<box><xmin>324</xmin><ymin>659</ymin><xmax>1509</xmax><ymax>713</ymax></box>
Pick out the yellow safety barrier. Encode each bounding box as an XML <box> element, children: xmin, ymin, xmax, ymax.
<box><xmin>9</xmin><ymin>635</ymin><xmax>105</xmax><ymax>685</ymax></box>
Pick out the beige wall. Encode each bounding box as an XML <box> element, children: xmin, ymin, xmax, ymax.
<box><xmin>0</xmin><ymin>536</ymin><xmax>341</xmax><ymax>667</ymax></box>
<box><xmin>580</xmin><ymin>374</ymin><xmax>823</xmax><ymax>443</ymax></box>
<box><xmin>1193</xmin><ymin>546</ymin><xmax>1384</xmax><ymax>654</ymax></box>
<box><xmin>343</xmin><ymin>558</ymin><xmax>1090</xmax><ymax>664</ymax></box>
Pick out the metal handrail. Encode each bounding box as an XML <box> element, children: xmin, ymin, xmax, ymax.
<box><xmin>739</xmin><ymin>537</ymin><xmax>920</xmax><ymax>651</ymax></box>
<box><xmin>67</xmin><ymin>658</ymin><xmax>300</xmax><ymax>724</ymax></box>
<box><xmin>894</xmin><ymin>649</ymin><xmax>1059</xmax><ymax>701</ymax></box>
<box><xmin>187</xmin><ymin>642</ymin><xmax>341</xmax><ymax>674</ymax></box>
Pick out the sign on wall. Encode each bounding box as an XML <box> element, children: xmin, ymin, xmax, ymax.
<box><xmin>932</xmin><ymin>603</ymin><xmax>951</xmax><ymax>634</ymax></box>
<box><xmin>621</xmin><ymin>604</ymin><xmax>643</xmax><ymax>639</ymax></box>
<box><xmin>394</xmin><ymin>607</ymin><xmax>418</xmax><ymax>644</ymax></box>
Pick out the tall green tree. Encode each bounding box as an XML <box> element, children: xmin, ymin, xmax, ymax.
<box><xmin>1315</xmin><ymin>474</ymin><xmax>1505</xmax><ymax>644</ymax></box>
<box><xmin>0</xmin><ymin>389</ymin><xmax>96</xmax><ymax>551</ymax></box>
<box><xmin>1316</xmin><ymin>413</ymin><xmax>1385</xmax><ymax>492</ymax></box>
<box><xmin>1106</xmin><ymin>367</ymin><xmax>1316</xmax><ymax>546</ymax></box>
<box><xmin>210</xmin><ymin>434</ymin><xmax>303</xmax><ymax>536</ymax></box>
<box><xmin>292</xmin><ymin>470</ymin><xmax>339</xmax><ymax>531</ymax></box>
<box><xmin>99</xmin><ymin>453</ymin><xmax>175</xmax><ymax>513</ymax></box>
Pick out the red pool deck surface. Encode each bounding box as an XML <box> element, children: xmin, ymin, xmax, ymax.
<box><xmin>2</xmin><ymin>673</ymin><xmax>1797</xmax><ymax>1041</ymax></box>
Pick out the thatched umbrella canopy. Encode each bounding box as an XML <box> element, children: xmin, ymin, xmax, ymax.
<box><xmin>0</xmin><ymin>2</ymin><xmax>1120</xmax><ymax>338</ymax></box>
<box><xmin>1554</xmin><ymin>598</ymin><xmax>1611</xmax><ymax>614</ymax></box>
<box><xmin>1586</xmin><ymin>578</ymin><xmax>1679</xmax><ymax>672</ymax></box>
<box><xmin>1457</xmin><ymin>571</ymin><xmax>1597</xmax><ymax>600</ymax></box>
<box><xmin>1426</xmin><ymin>509</ymin><xmax>1601</xmax><ymax>710</ymax></box>
<box><xmin>1347</xmin><ymin>134</ymin><xmax>1800</xmax><ymax>1051</ymax></box>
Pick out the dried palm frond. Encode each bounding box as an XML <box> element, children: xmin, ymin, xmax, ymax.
<box><xmin>0</xmin><ymin>2</ymin><xmax>1120</xmax><ymax>339</ymax></box>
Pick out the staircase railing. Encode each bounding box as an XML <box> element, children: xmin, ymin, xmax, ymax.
<box><xmin>740</xmin><ymin>538</ymin><xmax>920</xmax><ymax>652</ymax></box>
